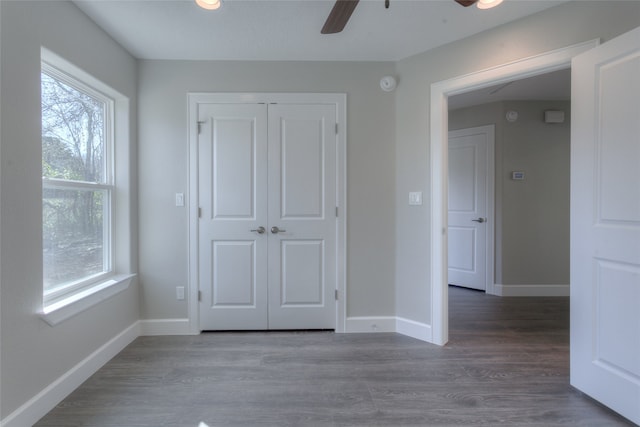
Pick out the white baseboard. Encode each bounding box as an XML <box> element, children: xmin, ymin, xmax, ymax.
<box><xmin>345</xmin><ymin>316</ymin><xmax>396</xmax><ymax>333</ymax></box>
<box><xmin>345</xmin><ymin>316</ymin><xmax>433</xmax><ymax>343</ymax></box>
<box><xmin>396</xmin><ymin>317</ymin><xmax>432</xmax><ymax>342</ymax></box>
<box><xmin>139</xmin><ymin>318</ymin><xmax>192</xmax><ymax>336</ymax></box>
<box><xmin>1</xmin><ymin>322</ymin><xmax>140</xmax><ymax>427</ymax></box>
<box><xmin>495</xmin><ymin>284</ymin><xmax>570</xmax><ymax>297</ymax></box>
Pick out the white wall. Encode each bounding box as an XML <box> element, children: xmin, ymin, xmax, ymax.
<box><xmin>395</xmin><ymin>1</ymin><xmax>640</xmax><ymax>324</ymax></box>
<box><xmin>450</xmin><ymin>100</ymin><xmax>571</xmax><ymax>289</ymax></box>
<box><xmin>137</xmin><ymin>60</ymin><xmax>397</xmax><ymax>322</ymax></box>
<box><xmin>0</xmin><ymin>1</ymin><xmax>138</xmax><ymax>419</ymax></box>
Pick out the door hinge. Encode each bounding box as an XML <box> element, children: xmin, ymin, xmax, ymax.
<box><xmin>198</xmin><ymin>207</ymin><xmax>202</xmax><ymax>218</ymax></box>
<box><xmin>335</xmin><ymin>289</ymin><xmax>339</xmax><ymax>301</ymax></box>
<box><xmin>335</xmin><ymin>123</ymin><xmax>338</xmax><ymax>135</ymax></box>
<box><xmin>197</xmin><ymin>120</ymin><xmax>206</xmax><ymax>134</ymax></box>
<box><xmin>335</xmin><ymin>206</ymin><xmax>339</xmax><ymax>217</ymax></box>
<box><xmin>198</xmin><ymin>290</ymin><xmax>202</xmax><ymax>302</ymax></box>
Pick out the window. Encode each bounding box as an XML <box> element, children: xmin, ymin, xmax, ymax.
<box><xmin>41</xmin><ymin>63</ymin><xmax>114</xmax><ymax>305</ymax></box>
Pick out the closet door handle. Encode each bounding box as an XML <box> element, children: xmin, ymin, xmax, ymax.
<box><xmin>270</xmin><ymin>226</ymin><xmax>286</xmax><ymax>234</ymax></box>
<box><xmin>250</xmin><ymin>226</ymin><xmax>266</xmax><ymax>234</ymax></box>
<box><xmin>471</xmin><ymin>218</ymin><xmax>486</xmax><ymax>223</ymax></box>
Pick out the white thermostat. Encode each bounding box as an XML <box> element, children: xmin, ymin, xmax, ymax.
<box><xmin>512</xmin><ymin>171</ymin><xmax>525</xmax><ymax>180</ymax></box>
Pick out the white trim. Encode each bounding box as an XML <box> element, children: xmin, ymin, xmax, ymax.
<box><xmin>396</xmin><ymin>317</ymin><xmax>433</xmax><ymax>342</ymax></box>
<box><xmin>495</xmin><ymin>284</ymin><xmax>570</xmax><ymax>297</ymax></box>
<box><xmin>139</xmin><ymin>318</ymin><xmax>194</xmax><ymax>336</ymax></box>
<box><xmin>187</xmin><ymin>93</ymin><xmax>347</xmax><ymax>334</ymax></box>
<box><xmin>0</xmin><ymin>322</ymin><xmax>139</xmax><ymax>427</ymax></box>
<box><xmin>41</xmin><ymin>48</ymin><xmax>126</xmax><ymax>102</ymax></box>
<box><xmin>40</xmin><ymin>274</ymin><xmax>135</xmax><ymax>326</ymax></box>
<box><xmin>345</xmin><ymin>316</ymin><xmax>433</xmax><ymax>342</ymax></box>
<box><xmin>345</xmin><ymin>316</ymin><xmax>397</xmax><ymax>333</ymax></box>
<box><xmin>429</xmin><ymin>39</ymin><xmax>600</xmax><ymax>346</ymax></box>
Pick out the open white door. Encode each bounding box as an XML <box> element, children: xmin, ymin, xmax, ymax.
<box><xmin>448</xmin><ymin>125</ymin><xmax>494</xmax><ymax>292</ymax></box>
<box><xmin>571</xmin><ymin>26</ymin><xmax>640</xmax><ymax>424</ymax></box>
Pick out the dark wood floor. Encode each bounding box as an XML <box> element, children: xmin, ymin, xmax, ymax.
<box><xmin>36</xmin><ymin>286</ymin><xmax>634</xmax><ymax>426</ymax></box>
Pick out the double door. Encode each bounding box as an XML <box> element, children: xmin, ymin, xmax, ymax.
<box><xmin>198</xmin><ymin>103</ymin><xmax>337</xmax><ymax>330</ymax></box>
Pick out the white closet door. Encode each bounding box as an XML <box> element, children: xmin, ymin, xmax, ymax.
<box><xmin>198</xmin><ymin>104</ymin><xmax>268</xmax><ymax>330</ymax></box>
<box><xmin>267</xmin><ymin>104</ymin><xmax>337</xmax><ymax>329</ymax></box>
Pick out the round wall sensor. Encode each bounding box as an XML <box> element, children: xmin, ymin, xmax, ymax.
<box><xmin>380</xmin><ymin>76</ymin><xmax>397</xmax><ymax>92</ymax></box>
<box><xmin>506</xmin><ymin>110</ymin><xmax>519</xmax><ymax>122</ymax></box>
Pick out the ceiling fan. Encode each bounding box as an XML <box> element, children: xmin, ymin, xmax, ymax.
<box><xmin>321</xmin><ymin>0</ymin><xmax>499</xmax><ymax>35</ymax></box>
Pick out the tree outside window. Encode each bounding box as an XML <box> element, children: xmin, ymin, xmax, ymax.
<box><xmin>41</xmin><ymin>67</ymin><xmax>113</xmax><ymax>299</ymax></box>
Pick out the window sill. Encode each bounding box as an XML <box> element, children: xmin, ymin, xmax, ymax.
<box><xmin>40</xmin><ymin>274</ymin><xmax>136</xmax><ymax>327</ymax></box>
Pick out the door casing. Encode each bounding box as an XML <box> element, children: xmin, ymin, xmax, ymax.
<box><xmin>187</xmin><ymin>93</ymin><xmax>347</xmax><ymax>334</ymax></box>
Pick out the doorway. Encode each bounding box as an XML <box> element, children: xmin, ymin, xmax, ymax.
<box><xmin>429</xmin><ymin>40</ymin><xmax>599</xmax><ymax>345</ymax></box>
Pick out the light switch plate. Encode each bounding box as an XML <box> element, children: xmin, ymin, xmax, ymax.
<box><xmin>409</xmin><ymin>191</ymin><xmax>423</xmax><ymax>206</ymax></box>
<box><xmin>175</xmin><ymin>193</ymin><xmax>185</xmax><ymax>206</ymax></box>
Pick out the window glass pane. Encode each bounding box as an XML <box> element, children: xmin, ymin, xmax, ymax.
<box><xmin>43</xmin><ymin>187</ymin><xmax>108</xmax><ymax>292</ymax></box>
<box><xmin>41</xmin><ymin>72</ymin><xmax>106</xmax><ymax>183</ymax></box>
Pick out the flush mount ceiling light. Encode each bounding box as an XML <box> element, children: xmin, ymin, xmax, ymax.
<box><xmin>477</xmin><ymin>0</ymin><xmax>504</xmax><ymax>9</ymax></box>
<box><xmin>454</xmin><ymin>0</ymin><xmax>504</xmax><ymax>9</ymax></box>
<box><xmin>195</xmin><ymin>0</ymin><xmax>221</xmax><ymax>10</ymax></box>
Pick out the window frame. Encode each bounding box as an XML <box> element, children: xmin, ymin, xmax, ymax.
<box><xmin>41</xmin><ymin>61</ymin><xmax>117</xmax><ymax>307</ymax></box>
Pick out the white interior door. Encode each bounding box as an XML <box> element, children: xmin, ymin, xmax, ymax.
<box><xmin>198</xmin><ymin>102</ymin><xmax>337</xmax><ymax>330</ymax></box>
<box><xmin>198</xmin><ymin>104</ymin><xmax>268</xmax><ymax>330</ymax></box>
<box><xmin>571</xmin><ymin>26</ymin><xmax>640</xmax><ymax>424</ymax></box>
<box><xmin>267</xmin><ymin>105</ymin><xmax>337</xmax><ymax>329</ymax></box>
<box><xmin>448</xmin><ymin>125</ymin><xmax>493</xmax><ymax>291</ymax></box>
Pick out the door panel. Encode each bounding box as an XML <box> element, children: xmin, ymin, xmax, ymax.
<box><xmin>448</xmin><ymin>227</ymin><xmax>475</xmax><ymax>272</ymax></box>
<box><xmin>281</xmin><ymin>119</ymin><xmax>325</xmax><ymax>218</ymax></box>
<box><xmin>280</xmin><ymin>240</ymin><xmax>324</xmax><ymax>306</ymax></box>
<box><xmin>448</xmin><ymin>126</ymin><xmax>492</xmax><ymax>291</ymax></box>
<box><xmin>449</xmin><ymin>145</ymin><xmax>477</xmax><ymax>212</ymax></box>
<box><xmin>571</xmin><ymin>26</ymin><xmax>640</xmax><ymax>424</ymax></box>
<box><xmin>199</xmin><ymin>104</ymin><xmax>268</xmax><ymax>330</ymax></box>
<box><xmin>268</xmin><ymin>104</ymin><xmax>336</xmax><ymax>329</ymax></box>
<box><xmin>211</xmin><ymin>241</ymin><xmax>256</xmax><ymax>306</ymax></box>
<box><xmin>212</xmin><ymin>119</ymin><xmax>257</xmax><ymax>218</ymax></box>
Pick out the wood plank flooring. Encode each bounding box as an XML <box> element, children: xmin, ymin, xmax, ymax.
<box><xmin>35</xmin><ymin>287</ymin><xmax>634</xmax><ymax>426</ymax></box>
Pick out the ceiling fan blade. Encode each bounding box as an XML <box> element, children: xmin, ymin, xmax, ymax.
<box><xmin>454</xmin><ymin>0</ymin><xmax>478</xmax><ymax>6</ymax></box>
<box><xmin>321</xmin><ymin>0</ymin><xmax>360</xmax><ymax>35</ymax></box>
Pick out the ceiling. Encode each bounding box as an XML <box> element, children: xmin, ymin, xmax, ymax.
<box><xmin>449</xmin><ymin>68</ymin><xmax>571</xmax><ymax>110</ymax></box>
<box><xmin>73</xmin><ymin>0</ymin><xmax>568</xmax><ymax>62</ymax></box>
